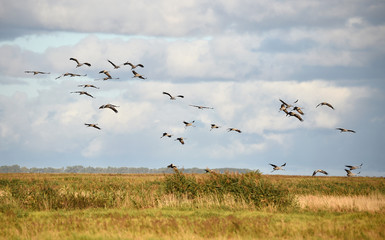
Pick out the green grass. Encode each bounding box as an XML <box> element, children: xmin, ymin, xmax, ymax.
<box><xmin>1</xmin><ymin>208</ymin><xmax>384</xmax><ymax>240</ymax></box>
<box><xmin>0</xmin><ymin>172</ymin><xmax>384</xmax><ymax>239</ymax></box>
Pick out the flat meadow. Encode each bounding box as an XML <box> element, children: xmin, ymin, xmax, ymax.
<box><xmin>0</xmin><ymin>171</ymin><xmax>384</xmax><ymax>239</ymax></box>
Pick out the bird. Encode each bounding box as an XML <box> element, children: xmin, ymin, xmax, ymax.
<box><xmin>71</xmin><ymin>91</ymin><xmax>94</xmax><ymax>98</ymax></box>
<box><xmin>132</xmin><ymin>70</ymin><xmax>146</xmax><ymax>79</ymax></box>
<box><xmin>70</xmin><ymin>58</ymin><xmax>91</xmax><ymax>68</ymax></box>
<box><xmin>107</xmin><ymin>60</ymin><xmax>123</xmax><ymax>69</ymax></box>
<box><xmin>24</xmin><ymin>71</ymin><xmax>50</xmax><ymax>75</ymax></box>
<box><xmin>99</xmin><ymin>104</ymin><xmax>119</xmax><ymax>113</ymax></box>
<box><xmin>99</xmin><ymin>70</ymin><xmax>112</xmax><ymax>79</ymax></box>
<box><xmin>84</xmin><ymin>123</ymin><xmax>101</xmax><ymax>130</ymax></box>
<box><xmin>183</xmin><ymin>121</ymin><xmax>195</xmax><ymax>128</ymax></box>
<box><xmin>205</xmin><ymin>168</ymin><xmax>215</xmax><ymax>173</ymax></box>
<box><xmin>175</xmin><ymin>137</ymin><xmax>186</xmax><ymax>145</ymax></box>
<box><xmin>167</xmin><ymin>163</ymin><xmax>177</xmax><ymax>169</ymax></box>
<box><xmin>78</xmin><ymin>84</ymin><xmax>99</xmax><ymax>89</ymax></box>
<box><xmin>163</xmin><ymin>92</ymin><xmax>184</xmax><ymax>100</ymax></box>
<box><xmin>287</xmin><ymin>111</ymin><xmax>304</xmax><ymax>122</ymax></box>
<box><xmin>56</xmin><ymin>73</ymin><xmax>87</xmax><ymax>79</ymax></box>
<box><xmin>270</xmin><ymin>163</ymin><xmax>286</xmax><ymax>172</ymax></box>
<box><xmin>345</xmin><ymin>163</ymin><xmax>363</xmax><ymax>170</ymax></box>
<box><xmin>227</xmin><ymin>128</ymin><xmax>242</xmax><ymax>133</ymax></box>
<box><xmin>189</xmin><ymin>105</ymin><xmax>214</xmax><ymax>110</ymax></box>
<box><xmin>210</xmin><ymin>124</ymin><xmax>221</xmax><ymax>131</ymax></box>
<box><xmin>316</xmin><ymin>102</ymin><xmax>334</xmax><ymax>110</ymax></box>
<box><xmin>293</xmin><ymin>106</ymin><xmax>304</xmax><ymax>115</ymax></box>
<box><xmin>124</xmin><ymin>62</ymin><xmax>144</xmax><ymax>69</ymax></box>
<box><xmin>312</xmin><ymin>169</ymin><xmax>328</xmax><ymax>176</ymax></box>
<box><xmin>336</xmin><ymin>128</ymin><xmax>356</xmax><ymax>133</ymax></box>
<box><xmin>345</xmin><ymin>169</ymin><xmax>360</xmax><ymax>177</ymax></box>
<box><xmin>161</xmin><ymin>132</ymin><xmax>173</xmax><ymax>138</ymax></box>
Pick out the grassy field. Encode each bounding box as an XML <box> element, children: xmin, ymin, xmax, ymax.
<box><xmin>0</xmin><ymin>171</ymin><xmax>384</xmax><ymax>239</ymax></box>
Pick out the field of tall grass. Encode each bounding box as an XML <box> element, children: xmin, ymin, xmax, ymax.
<box><xmin>0</xmin><ymin>171</ymin><xmax>384</xmax><ymax>239</ymax></box>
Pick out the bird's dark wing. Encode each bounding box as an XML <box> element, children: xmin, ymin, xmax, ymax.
<box><xmin>163</xmin><ymin>92</ymin><xmax>172</xmax><ymax>97</ymax></box>
<box><xmin>270</xmin><ymin>164</ymin><xmax>277</xmax><ymax>168</ymax></box>
<box><xmin>325</xmin><ymin>103</ymin><xmax>334</xmax><ymax>109</ymax></box>
<box><xmin>348</xmin><ymin>129</ymin><xmax>356</xmax><ymax>133</ymax></box>
<box><xmin>70</xmin><ymin>58</ymin><xmax>79</xmax><ymax>64</ymax></box>
<box><xmin>136</xmin><ymin>64</ymin><xmax>144</xmax><ymax>68</ymax></box>
<box><xmin>312</xmin><ymin>171</ymin><xmax>317</xmax><ymax>176</ymax></box>
<box><xmin>320</xmin><ymin>170</ymin><xmax>328</xmax><ymax>175</ymax></box>
<box><xmin>281</xmin><ymin>163</ymin><xmax>286</xmax><ymax>167</ymax></box>
<box><xmin>109</xmin><ymin>106</ymin><xmax>118</xmax><ymax>113</ymax></box>
<box><xmin>108</xmin><ymin>60</ymin><xmax>117</xmax><ymax>68</ymax></box>
<box><xmin>176</xmin><ymin>95</ymin><xmax>184</xmax><ymax>98</ymax></box>
<box><xmin>279</xmin><ymin>99</ymin><xmax>289</xmax><ymax>107</ymax></box>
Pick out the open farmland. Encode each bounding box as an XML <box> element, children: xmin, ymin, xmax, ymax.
<box><xmin>0</xmin><ymin>172</ymin><xmax>384</xmax><ymax>239</ymax></box>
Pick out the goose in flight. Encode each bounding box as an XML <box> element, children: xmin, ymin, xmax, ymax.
<box><xmin>167</xmin><ymin>163</ymin><xmax>177</xmax><ymax>169</ymax></box>
<box><xmin>124</xmin><ymin>62</ymin><xmax>144</xmax><ymax>69</ymax></box>
<box><xmin>99</xmin><ymin>104</ymin><xmax>119</xmax><ymax>113</ymax></box>
<box><xmin>210</xmin><ymin>124</ymin><xmax>221</xmax><ymax>131</ymax></box>
<box><xmin>78</xmin><ymin>84</ymin><xmax>99</xmax><ymax>89</ymax></box>
<box><xmin>107</xmin><ymin>59</ymin><xmax>123</xmax><ymax>69</ymax></box>
<box><xmin>99</xmin><ymin>70</ymin><xmax>112</xmax><ymax>79</ymax></box>
<box><xmin>70</xmin><ymin>58</ymin><xmax>91</xmax><ymax>68</ymax></box>
<box><xmin>345</xmin><ymin>169</ymin><xmax>360</xmax><ymax>177</ymax></box>
<box><xmin>161</xmin><ymin>132</ymin><xmax>173</xmax><ymax>138</ymax></box>
<box><xmin>163</xmin><ymin>92</ymin><xmax>184</xmax><ymax>100</ymax></box>
<box><xmin>270</xmin><ymin>163</ymin><xmax>286</xmax><ymax>172</ymax></box>
<box><xmin>132</xmin><ymin>70</ymin><xmax>146</xmax><ymax>79</ymax></box>
<box><xmin>175</xmin><ymin>137</ymin><xmax>186</xmax><ymax>145</ymax></box>
<box><xmin>287</xmin><ymin>111</ymin><xmax>304</xmax><ymax>122</ymax></box>
<box><xmin>345</xmin><ymin>163</ymin><xmax>363</xmax><ymax>170</ymax></box>
<box><xmin>25</xmin><ymin>71</ymin><xmax>50</xmax><ymax>75</ymax></box>
<box><xmin>84</xmin><ymin>123</ymin><xmax>101</xmax><ymax>130</ymax></box>
<box><xmin>227</xmin><ymin>128</ymin><xmax>242</xmax><ymax>133</ymax></box>
<box><xmin>316</xmin><ymin>102</ymin><xmax>334</xmax><ymax>110</ymax></box>
<box><xmin>312</xmin><ymin>169</ymin><xmax>328</xmax><ymax>176</ymax></box>
<box><xmin>293</xmin><ymin>106</ymin><xmax>304</xmax><ymax>115</ymax></box>
<box><xmin>56</xmin><ymin>72</ymin><xmax>87</xmax><ymax>79</ymax></box>
<box><xmin>190</xmin><ymin>105</ymin><xmax>214</xmax><ymax>110</ymax></box>
<box><xmin>336</xmin><ymin>128</ymin><xmax>356</xmax><ymax>133</ymax></box>
<box><xmin>183</xmin><ymin>121</ymin><xmax>195</xmax><ymax>128</ymax></box>
<box><xmin>71</xmin><ymin>91</ymin><xmax>94</xmax><ymax>98</ymax></box>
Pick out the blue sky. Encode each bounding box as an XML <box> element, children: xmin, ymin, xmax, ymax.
<box><xmin>0</xmin><ymin>0</ymin><xmax>384</xmax><ymax>176</ymax></box>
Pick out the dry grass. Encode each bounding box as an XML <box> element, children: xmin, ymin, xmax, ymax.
<box><xmin>297</xmin><ymin>194</ymin><xmax>385</xmax><ymax>212</ymax></box>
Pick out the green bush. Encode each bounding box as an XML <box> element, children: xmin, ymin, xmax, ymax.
<box><xmin>163</xmin><ymin>170</ymin><xmax>296</xmax><ymax>210</ymax></box>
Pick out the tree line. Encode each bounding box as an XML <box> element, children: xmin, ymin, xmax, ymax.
<box><xmin>0</xmin><ymin>165</ymin><xmax>253</xmax><ymax>174</ymax></box>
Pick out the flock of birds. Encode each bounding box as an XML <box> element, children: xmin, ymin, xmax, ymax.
<box><xmin>25</xmin><ymin>57</ymin><xmax>362</xmax><ymax>177</ymax></box>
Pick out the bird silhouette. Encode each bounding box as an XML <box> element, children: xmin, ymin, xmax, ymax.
<box><xmin>25</xmin><ymin>71</ymin><xmax>50</xmax><ymax>75</ymax></box>
<box><xmin>84</xmin><ymin>123</ymin><xmax>101</xmax><ymax>130</ymax></box>
<box><xmin>163</xmin><ymin>92</ymin><xmax>184</xmax><ymax>100</ymax></box>
<box><xmin>71</xmin><ymin>91</ymin><xmax>94</xmax><ymax>98</ymax></box>
<box><xmin>161</xmin><ymin>132</ymin><xmax>173</xmax><ymax>138</ymax></box>
<box><xmin>270</xmin><ymin>163</ymin><xmax>286</xmax><ymax>172</ymax></box>
<box><xmin>124</xmin><ymin>62</ymin><xmax>144</xmax><ymax>69</ymax></box>
<box><xmin>316</xmin><ymin>102</ymin><xmax>334</xmax><ymax>110</ymax></box>
<box><xmin>312</xmin><ymin>169</ymin><xmax>328</xmax><ymax>176</ymax></box>
<box><xmin>70</xmin><ymin>58</ymin><xmax>91</xmax><ymax>68</ymax></box>
<box><xmin>345</xmin><ymin>163</ymin><xmax>363</xmax><ymax>170</ymax></box>
<box><xmin>336</xmin><ymin>128</ymin><xmax>356</xmax><ymax>133</ymax></box>
<box><xmin>99</xmin><ymin>104</ymin><xmax>119</xmax><ymax>113</ymax></box>
<box><xmin>132</xmin><ymin>70</ymin><xmax>146</xmax><ymax>79</ymax></box>
<box><xmin>227</xmin><ymin>128</ymin><xmax>242</xmax><ymax>133</ymax></box>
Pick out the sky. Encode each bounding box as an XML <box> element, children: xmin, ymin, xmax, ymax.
<box><xmin>0</xmin><ymin>0</ymin><xmax>384</xmax><ymax>176</ymax></box>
